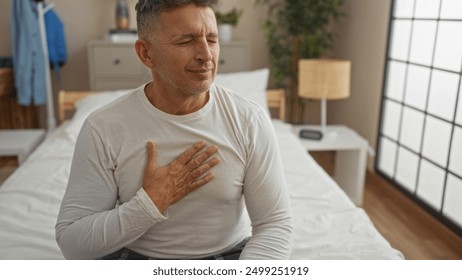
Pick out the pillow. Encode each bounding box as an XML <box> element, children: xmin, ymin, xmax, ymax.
<box><xmin>214</xmin><ymin>68</ymin><xmax>270</xmax><ymax>116</ymax></box>
<box><xmin>65</xmin><ymin>90</ymin><xmax>128</xmax><ymax>140</ymax></box>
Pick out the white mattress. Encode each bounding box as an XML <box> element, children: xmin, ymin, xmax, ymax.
<box><xmin>0</xmin><ymin>120</ymin><xmax>403</xmax><ymax>260</ymax></box>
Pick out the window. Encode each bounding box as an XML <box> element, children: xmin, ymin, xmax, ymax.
<box><xmin>376</xmin><ymin>0</ymin><xmax>462</xmax><ymax>235</ymax></box>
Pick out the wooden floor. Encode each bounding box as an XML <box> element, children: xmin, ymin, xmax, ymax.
<box><xmin>0</xmin><ymin>157</ymin><xmax>17</xmax><ymax>185</ymax></box>
<box><xmin>1</xmin><ymin>152</ymin><xmax>462</xmax><ymax>259</ymax></box>
<box><xmin>364</xmin><ymin>172</ymin><xmax>462</xmax><ymax>259</ymax></box>
<box><xmin>310</xmin><ymin>151</ymin><xmax>462</xmax><ymax>260</ymax></box>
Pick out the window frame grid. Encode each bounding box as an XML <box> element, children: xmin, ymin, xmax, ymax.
<box><xmin>375</xmin><ymin>0</ymin><xmax>462</xmax><ymax>237</ymax></box>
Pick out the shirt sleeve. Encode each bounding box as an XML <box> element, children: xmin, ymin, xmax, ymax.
<box><xmin>55</xmin><ymin>120</ymin><xmax>166</xmax><ymax>259</ymax></box>
<box><xmin>239</xmin><ymin>110</ymin><xmax>294</xmax><ymax>260</ymax></box>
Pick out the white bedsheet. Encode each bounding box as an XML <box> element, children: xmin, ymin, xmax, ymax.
<box><xmin>0</xmin><ymin>120</ymin><xmax>403</xmax><ymax>260</ymax></box>
<box><xmin>272</xmin><ymin>121</ymin><xmax>402</xmax><ymax>259</ymax></box>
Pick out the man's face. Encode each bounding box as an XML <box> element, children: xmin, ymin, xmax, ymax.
<box><xmin>147</xmin><ymin>4</ymin><xmax>219</xmax><ymax>96</ymax></box>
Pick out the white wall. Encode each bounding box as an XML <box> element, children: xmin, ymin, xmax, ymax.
<box><xmin>331</xmin><ymin>0</ymin><xmax>392</xmax><ymax>170</ymax></box>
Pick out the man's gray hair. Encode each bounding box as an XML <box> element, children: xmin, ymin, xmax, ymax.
<box><xmin>135</xmin><ymin>0</ymin><xmax>219</xmax><ymax>40</ymax></box>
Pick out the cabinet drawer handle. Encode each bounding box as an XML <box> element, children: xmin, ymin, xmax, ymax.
<box><xmin>114</xmin><ymin>59</ymin><xmax>121</xmax><ymax>65</ymax></box>
<box><xmin>219</xmin><ymin>59</ymin><xmax>225</xmax><ymax>65</ymax></box>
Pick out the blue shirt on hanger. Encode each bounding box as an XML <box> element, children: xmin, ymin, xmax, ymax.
<box><xmin>45</xmin><ymin>7</ymin><xmax>67</xmax><ymax>78</ymax></box>
<box><xmin>11</xmin><ymin>0</ymin><xmax>47</xmax><ymax>106</ymax></box>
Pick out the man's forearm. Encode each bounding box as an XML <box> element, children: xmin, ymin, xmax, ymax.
<box><xmin>56</xmin><ymin>188</ymin><xmax>165</xmax><ymax>259</ymax></box>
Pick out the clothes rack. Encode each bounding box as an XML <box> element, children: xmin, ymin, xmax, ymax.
<box><xmin>37</xmin><ymin>0</ymin><xmax>57</xmax><ymax>132</ymax></box>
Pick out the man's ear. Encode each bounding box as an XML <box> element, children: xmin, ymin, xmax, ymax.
<box><xmin>135</xmin><ymin>39</ymin><xmax>155</xmax><ymax>68</ymax></box>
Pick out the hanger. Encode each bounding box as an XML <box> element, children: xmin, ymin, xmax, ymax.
<box><xmin>35</xmin><ymin>0</ymin><xmax>55</xmax><ymax>13</ymax></box>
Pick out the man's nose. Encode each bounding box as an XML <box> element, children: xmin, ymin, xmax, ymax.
<box><xmin>195</xmin><ymin>39</ymin><xmax>213</xmax><ymax>62</ymax></box>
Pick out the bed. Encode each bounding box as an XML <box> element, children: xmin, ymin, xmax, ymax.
<box><xmin>0</xmin><ymin>69</ymin><xmax>403</xmax><ymax>260</ymax></box>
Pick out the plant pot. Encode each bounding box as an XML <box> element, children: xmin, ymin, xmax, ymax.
<box><xmin>218</xmin><ymin>24</ymin><xmax>233</xmax><ymax>43</ymax></box>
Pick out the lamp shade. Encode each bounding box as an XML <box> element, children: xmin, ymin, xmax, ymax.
<box><xmin>298</xmin><ymin>59</ymin><xmax>351</xmax><ymax>100</ymax></box>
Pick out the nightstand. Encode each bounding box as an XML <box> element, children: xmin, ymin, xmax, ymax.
<box><xmin>0</xmin><ymin>129</ymin><xmax>45</xmax><ymax>164</ymax></box>
<box><xmin>293</xmin><ymin>125</ymin><xmax>369</xmax><ymax>206</ymax></box>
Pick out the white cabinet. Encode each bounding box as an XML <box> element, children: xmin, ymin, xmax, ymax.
<box><xmin>87</xmin><ymin>41</ymin><xmax>151</xmax><ymax>91</ymax></box>
<box><xmin>218</xmin><ymin>42</ymin><xmax>250</xmax><ymax>73</ymax></box>
<box><xmin>88</xmin><ymin>41</ymin><xmax>250</xmax><ymax>91</ymax></box>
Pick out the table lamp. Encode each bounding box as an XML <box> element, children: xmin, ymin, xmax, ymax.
<box><xmin>298</xmin><ymin>59</ymin><xmax>351</xmax><ymax>140</ymax></box>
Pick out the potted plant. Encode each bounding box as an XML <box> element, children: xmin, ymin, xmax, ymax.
<box><xmin>255</xmin><ymin>0</ymin><xmax>344</xmax><ymax>123</ymax></box>
<box><xmin>215</xmin><ymin>8</ymin><xmax>243</xmax><ymax>43</ymax></box>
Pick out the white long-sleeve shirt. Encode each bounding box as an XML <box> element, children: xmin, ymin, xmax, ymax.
<box><xmin>55</xmin><ymin>83</ymin><xmax>293</xmax><ymax>259</ymax></box>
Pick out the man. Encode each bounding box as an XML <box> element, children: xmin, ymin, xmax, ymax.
<box><xmin>56</xmin><ymin>0</ymin><xmax>293</xmax><ymax>260</ymax></box>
